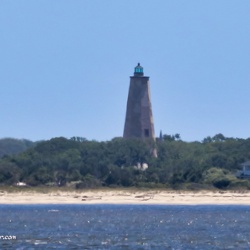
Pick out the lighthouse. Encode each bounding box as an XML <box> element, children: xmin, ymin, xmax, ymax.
<box><xmin>123</xmin><ymin>63</ymin><xmax>156</xmax><ymax>142</ymax></box>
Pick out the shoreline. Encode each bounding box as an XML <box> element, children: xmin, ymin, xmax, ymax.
<box><xmin>1</xmin><ymin>189</ymin><xmax>250</xmax><ymax>205</ymax></box>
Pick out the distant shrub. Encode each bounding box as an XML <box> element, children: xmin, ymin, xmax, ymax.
<box><xmin>202</xmin><ymin>167</ymin><xmax>247</xmax><ymax>189</ymax></box>
<box><xmin>228</xmin><ymin>179</ymin><xmax>250</xmax><ymax>190</ymax></box>
<box><xmin>135</xmin><ymin>182</ymin><xmax>166</xmax><ymax>189</ymax></box>
<box><xmin>182</xmin><ymin>183</ymin><xmax>213</xmax><ymax>190</ymax></box>
<box><xmin>213</xmin><ymin>178</ymin><xmax>230</xmax><ymax>189</ymax></box>
<box><xmin>75</xmin><ymin>175</ymin><xmax>102</xmax><ymax>189</ymax></box>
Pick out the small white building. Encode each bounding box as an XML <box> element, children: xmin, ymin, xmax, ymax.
<box><xmin>134</xmin><ymin>163</ymin><xmax>148</xmax><ymax>171</ymax></box>
<box><xmin>16</xmin><ymin>182</ymin><xmax>27</xmax><ymax>186</ymax></box>
<box><xmin>236</xmin><ymin>161</ymin><xmax>250</xmax><ymax>179</ymax></box>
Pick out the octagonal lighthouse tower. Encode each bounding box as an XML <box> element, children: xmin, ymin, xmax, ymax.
<box><xmin>123</xmin><ymin>63</ymin><xmax>156</xmax><ymax>143</ymax></box>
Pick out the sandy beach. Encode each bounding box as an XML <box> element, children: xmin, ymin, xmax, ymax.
<box><xmin>1</xmin><ymin>189</ymin><xmax>250</xmax><ymax>205</ymax></box>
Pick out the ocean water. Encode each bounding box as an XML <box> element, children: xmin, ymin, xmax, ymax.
<box><xmin>1</xmin><ymin>204</ymin><xmax>250</xmax><ymax>249</ymax></box>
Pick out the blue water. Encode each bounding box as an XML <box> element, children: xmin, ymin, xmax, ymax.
<box><xmin>1</xmin><ymin>205</ymin><xmax>250</xmax><ymax>249</ymax></box>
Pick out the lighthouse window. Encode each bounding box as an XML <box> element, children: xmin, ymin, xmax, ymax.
<box><xmin>144</xmin><ymin>129</ymin><xmax>149</xmax><ymax>137</ymax></box>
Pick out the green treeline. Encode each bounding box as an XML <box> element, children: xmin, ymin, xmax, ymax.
<box><xmin>0</xmin><ymin>134</ymin><xmax>250</xmax><ymax>190</ymax></box>
<box><xmin>0</xmin><ymin>138</ymin><xmax>35</xmax><ymax>158</ymax></box>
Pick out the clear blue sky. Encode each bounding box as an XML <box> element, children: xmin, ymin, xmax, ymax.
<box><xmin>1</xmin><ymin>1</ymin><xmax>250</xmax><ymax>142</ymax></box>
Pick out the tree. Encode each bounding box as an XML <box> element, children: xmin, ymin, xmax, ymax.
<box><xmin>0</xmin><ymin>138</ymin><xmax>35</xmax><ymax>158</ymax></box>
